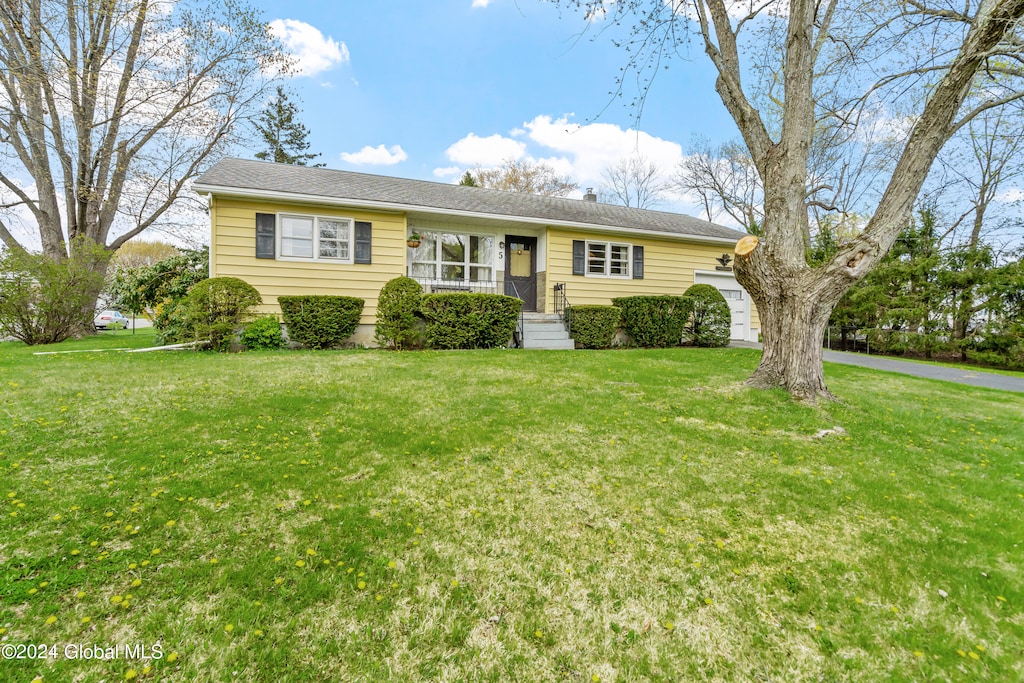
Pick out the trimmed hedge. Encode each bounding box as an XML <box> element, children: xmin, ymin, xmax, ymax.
<box><xmin>569</xmin><ymin>305</ymin><xmax>621</xmax><ymax>349</ymax></box>
<box><xmin>421</xmin><ymin>293</ymin><xmax>522</xmax><ymax>349</ymax></box>
<box><xmin>179</xmin><ymin>277</ymin><xmax>262</xmax><ymax>352</ymax></box>
<box><xmin>375</xmin><ymin>276</ymin><xmax>425</xmax><ymax>350</ymax></box>
<box><xmin>611</xmin><ymin>295</ymin><xmax>691</xmax><ymax>348</ymax></box>
<box><xmin>681</xmin><ymin>284</ymin><xmax>731</xmax><ymax>348</ymax></box>
<box><xmin>279</xmin><ymin>295</ymin><xmax>364</xmax><ymax>349</ymax></box>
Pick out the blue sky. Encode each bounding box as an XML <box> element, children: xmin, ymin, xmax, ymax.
<box><xmin>258</xmin><ymin>0</ymin><xmax>738</xmax><ymax>212</ymax></box>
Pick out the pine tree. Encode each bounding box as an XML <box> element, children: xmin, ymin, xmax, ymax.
<box><xmin>254</xmin><ymin>87</ymin><xmax>324</xmax><ymax>166</ymax></box>
<box><xmin>458</xmin><ymin>171</ymin><xmax>479</xmax><ymax>187</ymax></box>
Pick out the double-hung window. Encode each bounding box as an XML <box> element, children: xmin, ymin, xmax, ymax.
<box><xmin>587</xmin><ymin>241</ymin><xmax>631</xmax><ymax>277</ymax></box>
<box><xmin>279</xmin><ymin>214</ymin><xmax>353</xmax><ymax>263</ymax></box>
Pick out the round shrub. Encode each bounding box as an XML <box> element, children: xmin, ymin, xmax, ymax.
<box><xmin>569</xmin><ymin>305</ymin><xmax>621</xmax><ymax>349</ymax></box>
<box><xmin>241</xmin><ymin>314</ymin><xmax>284</xmax><ymax>350</ymax></box>
<box><xmin>682</xmin><ymin>284</ymin><xmax>731</xmax><ymax>348</ymax></box>
<box><xmin>279</xmin><ymin>295</ymin><xmax>364</xmax><ymax>349</ymax></box>
<box><xmin>179</xmin><ymin>277</ymin><xmax>262</xmax><ymax>351</ymax></box>
<box><xmin>375</xmin><ymin>276</ymin><xmax>425</xmax><ymax>350</ymax></box>
<box><xmin>611</xmin><ymin>295</ymin><xmax>690</xmax><ymax>347</ymax></box>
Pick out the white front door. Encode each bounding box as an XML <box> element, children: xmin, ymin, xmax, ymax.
<box><xmin>694</xmin><ymin>271</ymin><xmax>750</xmax><ymax>341</ymax></box>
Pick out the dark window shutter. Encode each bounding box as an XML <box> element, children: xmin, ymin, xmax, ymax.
<box><xmin>632</xmin><ymin>245</ymin><xmax>644</xmax><ymax>279</ymax></box>
<box><xmin>255</xmin><ymin>213</ymin><xmax>275</xmax><ymax>259</ymax></box>
<box><xmin>572</xmin><ymin>240</ymin><xmax>586</xmax><ymax>276</ymax></box>
<box><xmin>354</xmin><ymin>221</ymin><xmax>372</xmax><ymax>264</ymax></box>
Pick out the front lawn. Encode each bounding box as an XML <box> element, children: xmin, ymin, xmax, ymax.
<box><xmin>1</xmin><ymin>334</ymin><xmax>1021</xmax><ymax>682</ymax></box>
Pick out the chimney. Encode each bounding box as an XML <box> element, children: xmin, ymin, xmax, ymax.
<box><xmin>583</xmin><ymin>188</ymin><xmax>597</xmax><ymax>202</ymax></box>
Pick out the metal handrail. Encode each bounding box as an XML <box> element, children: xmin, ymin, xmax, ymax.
<box><xmin>553</xmin><ymin>282</ymin><xmax>571</xmax><ymax>334</ymax></box>
<box><xmin>504</xmin><ymin>279</ymin><xmax>525</xmax><ymax>349</ymax></box>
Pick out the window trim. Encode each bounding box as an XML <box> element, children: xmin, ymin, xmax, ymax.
<box><xmin>275</xmin><ymin>212</ymin><xmax>355</xmax><ymax>264</ymax></box>
<box><xmin>409</xmin><ymin>229</ymin><xmax>496</xmax><ymax>282</ymax></box>
<box><xmin>585</xmin><ymin>240</ymin><xmax>632</xmax><ymax>278</ymax></box>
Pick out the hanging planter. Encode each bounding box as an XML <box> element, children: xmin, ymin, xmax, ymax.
<box><xmin>407</xmin><ymin>231</ymin><xmax>422</xmax><ymax>248</ymax></box>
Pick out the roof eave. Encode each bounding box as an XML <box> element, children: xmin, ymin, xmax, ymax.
<box><xmin>192</xmin><ymin>183</ymin><xmax>742</xmax><ymax>247</ymax></box>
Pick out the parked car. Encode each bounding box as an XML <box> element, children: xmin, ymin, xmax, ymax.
<box><xmin>94</xmin><ymin>310</ymin><xmax>130</xmax><ymax>330</ymax></box>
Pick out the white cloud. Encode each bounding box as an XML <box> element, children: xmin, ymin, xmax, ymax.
<box><xmin>521</xmin><ymin>114</ymin><xmax>685</xmax><ymax>187</ymax></box>
<box><xmin>436</xmin><ymin>115</ymin><xmax>706</xmax><ymax>211</ymax></box>
<box><xmin>341</xmin><ymin>144</ymin><xmax>408</xmax><ymax>166</ymax></box>
<box><xmin>471</xmin><ymin>0</ymin><xmax>493</xmax><ymax>7</ymax></box>
<box><xmin>444</xmin><ymin>133</ymin><xmax>527</xmax><ymax>166</ymax></box>
<box><xmin>995</xmin><ymin>187</ymin><xmax>1024</xmax><ymax>203</ymax></box>
<box><xmin>269</xmin><ymin>19</ymin><xmax>349</xmax><ymax>77</ymax></box>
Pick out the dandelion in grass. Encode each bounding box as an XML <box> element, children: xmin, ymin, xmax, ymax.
<box><xmin>45</xmin><ymin>615</ymin><xmax>57</xmax><ymax>625</ymax></box>
<box><xmin>534</xmin><ymin>630</ymin><xmax>543</xmax><ymax>638</ymax></box>
<box><xmin>357</xmin><ymin>581</ymin><xmax>367</xmax><ymax>590</ymax></box>
<box><xmin>968</xmin><ymin>651</ymin><xmax>980</xmax><ymax>660</ymax></box>
<box><xmin>81</xmin><ymin>616</ymin><xmax>91</xmax><ymax>624</ymax></box>
<box><xmin>295</xmin><ymin>560</ymin><xmax>305</xmax><ymax>568</ymax></box>
<box><xmin>76</xmin><ymin>591</ymin><xmax>86</xmax><ymax>599</ymax></box>
<box><xmin>131</xmin><ymin>579</ymin><xmax>142</xmax><ymax>587</ymax></box>
<box><xmin>210</xmin><ymin>558</ymin><xmax>218</xmax><ymax>565</ymax></box>
<box><xmin>224</xmin><ymin>624</ymin><xmax>234</xmax><ymax>633</ymax></box>
<box><xmin>111</xmin><ymin>595</ymin><xmax>124</xmax><ymax>604</ymax></box>
<box><xmin>125</xmin><ymin>670</ymin><xmax>137</xmax><ymax>680</ymax></box>
<box><xmin>165</xmin><ymin>520</ymin><xmax>176</xmax><ymax>528</ymax></box>
<box><xmin>913</xmin><ymin>651</ymin><xmax>924</xmax><ymax>658</ymax></box>
<box><xmin>451</xmin><ymin>579</ymin><xmax>459</xmax><ymax>587</ymax></box>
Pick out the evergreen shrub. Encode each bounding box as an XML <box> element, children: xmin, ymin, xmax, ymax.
<box><xmin>569</xmin><ymin>305</ymin><xmax>621</xmax><ymax>349</ymax></box>
<box><xmin>278</xmin><ymin>295</ymin><xmax>364</xmax><ymax>349</ymax></box>
<box><xmin>421</xmin><ymin>293</ymin><xmax>522</xmax><ymax>349</ymax></box>
<box><xmin>681</xmin><ymin>284</ymin><xmax>731</xmax><ymax>348</ymax></box>
<box><xmin>375</xmin><ymin>276</ymin><xmax>425</xmax><ymax>350</ymax></box>
<box><xmin>611</xmin><ymin>295</ymin><xmax>690</xmax><ymax>347</ymax></box>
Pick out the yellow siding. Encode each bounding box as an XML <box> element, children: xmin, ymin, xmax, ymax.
<box><xmin>210</xmin><ymin>197</ymin><xmax>407</xmax><ymax>325</ymax></box>
<box><xmin>546</xmin><ymin>228</ymin><xmax>760</xmax><ymax>330</ymax></box>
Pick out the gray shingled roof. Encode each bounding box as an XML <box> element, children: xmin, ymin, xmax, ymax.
<box><xmin>194</xmin><ymin>158</ymin><xmax>745</xmax><ymax>242</ymax></box>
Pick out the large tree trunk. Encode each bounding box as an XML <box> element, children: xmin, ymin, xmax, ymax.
<box><xmin>736</xmin><ymin>249</ymin><xmax>841</xmax><ymax>401</ymax></box>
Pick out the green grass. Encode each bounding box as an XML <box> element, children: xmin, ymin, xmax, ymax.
<box><xmin>1</xmin><ymin>331</ymin><xmax>1021</xmax><ymax>682</ymax></box>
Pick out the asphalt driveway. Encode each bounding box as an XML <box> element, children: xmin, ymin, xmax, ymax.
<box><xmin>729</xmin><ymin>342</ymin><xmax>1024</xmax><ymax>393</ymax></box>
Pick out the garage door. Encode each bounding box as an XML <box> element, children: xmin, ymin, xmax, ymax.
<box><xmin>694</xmin><ymin>271</ymin><xmax>750</xmax><ymax>341</ymax></box>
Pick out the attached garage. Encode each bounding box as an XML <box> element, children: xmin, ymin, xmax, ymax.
<box><xmin>694</xmin><ymin>270</ymin><xmax>758</xmax><ymax>342</ymax></box>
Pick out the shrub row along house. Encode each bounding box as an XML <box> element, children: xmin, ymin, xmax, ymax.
<box><xmin>193</xmin><ymin>159</ymin><xmax>758</xmax><ymax>347</ymax></box>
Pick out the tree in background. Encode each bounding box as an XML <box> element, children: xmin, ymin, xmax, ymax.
<box><xmin>110</xmin><ymin>241</ymin><xmax>181</xmax><ymax>272</ymax></box>
<box><xmin>601</xmin><ymin>154</ymin><xmax>668</xmax><ymax>209</ymax></box>
<box><xmin>0</xmin><ymin>0</ymin><xmax>287</xmax><ymax>265</ymax></box>
<box><xmin>676</xmin><ymin>137</ymin><xmax>764</xmax><ymax>235</ymax></box>
<box><xmin>108</xmin><ymin>247</ymin><xmax>209</xmax><ymax>343</ymax></box>
<box><xmin>458</xmin><ymin>171</ymin><xmax>479</xmax><ymax>187</ymax></box>
<box><xmin>254</xmin><ymin>86</ymin><xmax>324</xmax><ymax>166</ymax></box>
<box><xmin>470</xmin><ymin>159</ymin><xmax>578</xmax><ymax>197</ymax></box>
<box><xmin>558</xmin><ymin>0</ymin><xmax>1024</xmax><ymax>400</ymax></box>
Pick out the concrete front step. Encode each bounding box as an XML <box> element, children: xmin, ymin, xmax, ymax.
<box><xmin>520</xmin><ymin>313</ymin><xmax>574</xmax><ymax>349</ymax></box>
<box><xmin>523</xmin><ymin>338</ymin><xmax>575</xmax><ymax>350</ymax></box>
